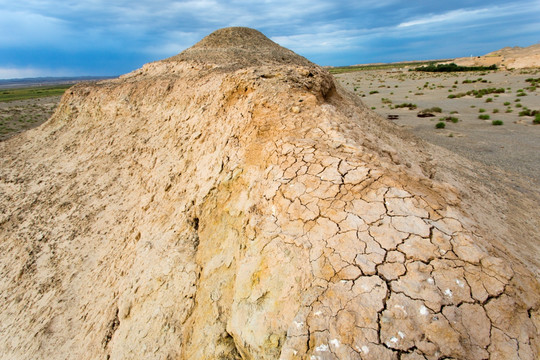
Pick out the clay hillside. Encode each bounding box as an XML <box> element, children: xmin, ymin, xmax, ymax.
<box><xmin>1</xmin><ymin>27</ymin><xmax>539</xmax><ymax>359</ymax></box>
<box><xmin>454</xmin><ymin>42</ymin><xmax>540</xmax><ymax>69</ymax></box>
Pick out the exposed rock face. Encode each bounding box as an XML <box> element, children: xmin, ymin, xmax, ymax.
<box><xmin>1</xmin><ymin>27</ymin><xmax>539</xmax><ymax>359</ymax></box>
<box><xmin>454</xmin><ymin>43</ymin><xmax>540</xmax><ymax>69</ymax></box>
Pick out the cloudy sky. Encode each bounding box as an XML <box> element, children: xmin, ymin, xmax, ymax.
<box><xmin>1</xmin><ymin>0</ymin><xmax>539</xmax><ymax>79</ymax></box>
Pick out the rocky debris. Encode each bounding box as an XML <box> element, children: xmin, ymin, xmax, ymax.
<box><xmin>0</xmin><ymin>27</ymin><xmax>539</xmax><ymax>359</ymax></box>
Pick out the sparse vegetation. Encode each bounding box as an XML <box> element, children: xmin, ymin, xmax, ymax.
<box><xmin>526</xmin><ymin>77</ymin><xmax>540</xmax><ymax>87</ymax></box>
<box><xmin>435</xmin><ymin>121</ymin><xmax>446</xmax><ymax>129</ymax></box>
<box><xmin>328</xmin><ymin>60</ymin><xmax>443</xmax><ymax>74</ymax></box>
<box><xmin>462</xmin><ymin>78</ymin><xmax>488</xmax><ymax>84</ymax></box>
<box><xmin>441</xmin><ymin>116</ymin><xmax>459</xmax><ymax>123</ymax></box>
<box><xmin>447</xmin><ymin>87</ymin><xmax>504</xmax><ymax>99</ymax></box>
<box><xmin>0</xmin><ymin>85</ymin><xmax>71</xmax><ymax>102</ymax></box>
<box><xmin>414</xmin><ymin>63</ymin><xmax>497</xmax><ymax>72</ymax></box>
<box><xmin>478</xmin><ymin>114</ymin><xmax>490</xmax><ymax>120</ymax></box>
<box><xmin>518</xmin><ymin>109</ymin><xmax>539</xmax><ymax>117</ymax></box>
<box><xmin>394</xmin><ymin>103</ymin><xmax>417</xmax><ymax>110</ymax></box>
<box><xmin>492</xmin><ymin>120</ymin><xmax>504</xmax><ymax>126</ymax></box>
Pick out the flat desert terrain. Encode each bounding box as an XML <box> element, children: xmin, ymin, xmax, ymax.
<box><xmin>335</xmin><ymin>68</ymin><xmax>540</xmax><ymax>184</ymax></box>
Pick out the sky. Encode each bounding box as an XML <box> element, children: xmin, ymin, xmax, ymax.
<box><xmin>0</xmin><ymin>0</ymin><xmax>539</xmax><ymax>79</ymax></box>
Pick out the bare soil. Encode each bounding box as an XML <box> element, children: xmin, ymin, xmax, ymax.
<box><xmin>0</xmin><ymin>96</ymin><xmax>61</xmax><ymax>141</ymax></box>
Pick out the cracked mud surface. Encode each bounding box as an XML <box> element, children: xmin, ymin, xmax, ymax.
<box><xmin>1</xmin><ymin>27</ymin><xmax>539</xmax><ymax>359</ymax></box>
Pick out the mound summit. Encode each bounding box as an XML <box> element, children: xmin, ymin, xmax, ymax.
<box><xmin>1</xmin><ymin>27</ymin><xmax>539</xmax><ymax>359</ymax></box>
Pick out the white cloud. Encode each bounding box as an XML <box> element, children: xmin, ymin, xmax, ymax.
<box><xmin>398</xmin><ymin>2</ymin><xmax>540</xmax><ymax>29</ymax></box>
<box><xmin>143</xmin><ymin>31</ymin><xmax>201</xmax><ymax>57</ymax></box>
<box><xmin>0</xmin><ymin>66</ymin><xmax>75</xmax><ymax>79</ymax></box>
<box><xmin>398</xmin><ymin>8</ymin><xmax>488</xmax><ymax>28</ymax></box>
<box><xmin>0</xmin><ymin>9</ymin><xmax>69</xmax><ymax>47</ymax></box>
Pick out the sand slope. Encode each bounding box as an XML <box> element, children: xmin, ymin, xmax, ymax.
<box><xmin>455</xmin><ymin>43</ymin><xmax>540</xmax><ymax>69</ymax></box>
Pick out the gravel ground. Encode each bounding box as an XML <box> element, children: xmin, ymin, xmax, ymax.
<box><xmin>334</xmin><ymin>68</ymin><xmax>540</xmax><ymax>183</ymax></box>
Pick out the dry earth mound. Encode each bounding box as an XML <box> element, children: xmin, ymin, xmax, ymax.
<box><xmin>1</xmin><ymin>27</ymin><xmax>539</xmax><ymax>359</ymax></box>
<box><xmin>454</xmin><ymin>43</ymin><xmax>540</xmax><ymax>69</ymax></box>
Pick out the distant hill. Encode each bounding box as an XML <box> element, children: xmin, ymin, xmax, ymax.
<box><xmin>0</xmin><ymin>76</ymin><xmax>117</xmax><ymax>89</ymax></box>
<box><xmin>454</xmin><ymin>43</ymin><xmax>540</xmax><ymax>69</ymax></box>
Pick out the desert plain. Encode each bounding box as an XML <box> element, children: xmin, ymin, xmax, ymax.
<box><xmin>334</xmin><ymin>67</ymin><xmax>540</xmax><ymax>183</ymax></box>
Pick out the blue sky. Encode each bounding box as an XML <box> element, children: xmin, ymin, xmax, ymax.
<box><xmin>0</xmin><ymin>0</ymin><xmax>539</xmax><ymax>79</ymax></box>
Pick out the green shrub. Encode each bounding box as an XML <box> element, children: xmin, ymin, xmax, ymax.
<box><xmin>519</xmin><ymin>109</ymin><xmax>539</xmax><ymax>116</ymax></box>
<box><xmin>516</xmin><ymin>103</ymin><xmax>523</xmax><ymax>108</ymax></box>
<box><xmin>526</xmin><ymin>77</ymin><xmax>540</xmax><ymax>86</ymax></box>
<box><xmin>492</xmin><ymin>120</ymin><xmax>503</xmax><ymax>125</ymax></box>
<box><xmin>534</xmin><ymin>114</ymin><xmax>540</xmax><ymax>124</ymax></box>
<box><xmin>394</xmin><ymin>103</ymin><xmax>417</xmax><ymax>110</ymax></box>
<box><xmin>479</xmin><ymin>108</ymin><xmax>486</xmax><ymax>113</ymax></box>
<box><xmin>414</xmin><ymin>63</ymin><xmax>497</xmax><ymax>72</ymax></box>
<box><xmin>517</xmin><ymin>92</ymin><xmax>527</xmax><ymax>97</ymax></box>
<box><xmin>435</xmin><ymin>122</ymin><xmax>446</xmax><ymax>129</ymax></box>
<box><xmin>369</xmin><ymin>90</ymin><xmax>379</xmax><ymax>94</ymax></box>
<box><xmin>446</xmin><ymin>87</ymin><xmax>504</xmax><ymax>99</ymax></box>
<box><xmin>485</xmin><ymin>98</ymin><xmax>493</xmax><ymax>103</ymax></box>
<box><xmin>503</xmin><ymin>101</ymin><xmax>511</xmax><ymax>106</ymax></box>
<box><xmin>493</xmin><ymin>109</ymin><xmax>499</xmax><ymax>113</ymax></box>
<box><xmin>478</xmin><ymin>114</ymin><xmax>490</xmax><ymax>120</ymax></box>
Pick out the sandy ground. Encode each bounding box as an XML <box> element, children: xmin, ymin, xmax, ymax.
<box><xmin>334</xmin><ymin>69</ymin><xmax>540</xmax><ymax>185</ymax></box>
<box><xmin>0</xmin><ymin>96</ymin><xmax>60</xmax><ymax>141</ymax></box>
